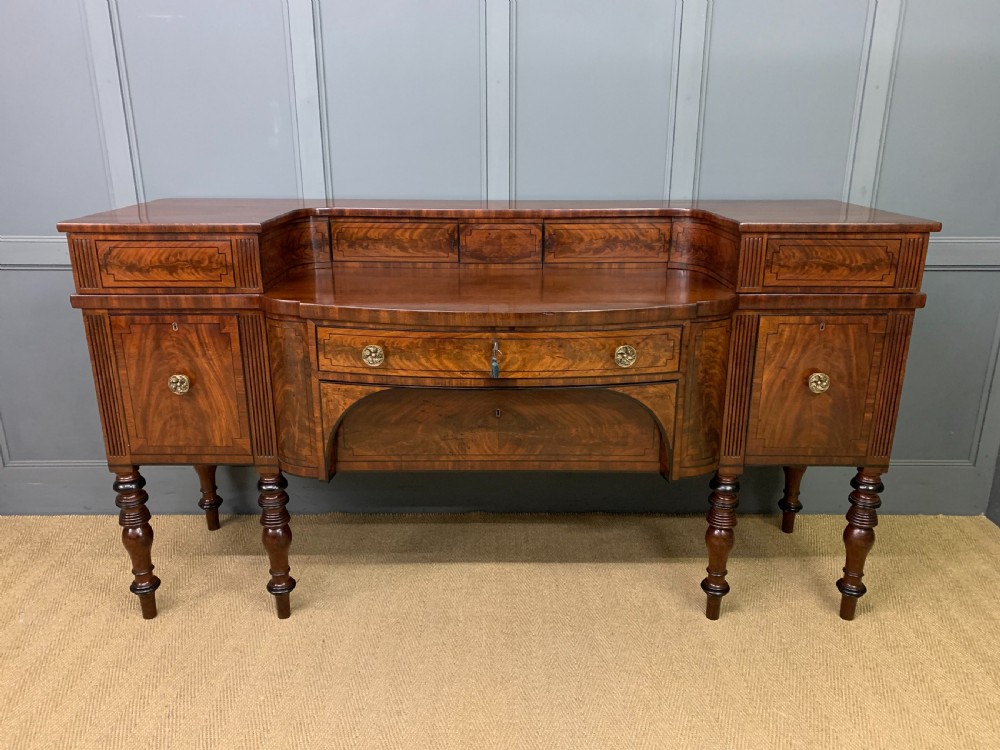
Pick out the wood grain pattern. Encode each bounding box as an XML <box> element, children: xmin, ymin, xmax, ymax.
<box><xmin>269</xmin><ymin>265</ymin><xmax>735</xmax><ymax>328</ymax></box>
<box><xmin>233</xmin><ymin>236</ymin><xmax>262</xmax><ymax>290</ymax></box>
<box><xmin>69</xmin><ymin>237</ymin><xmax>100</xmax><ymax>290</ymax></box>
<box><xmin>720</xmin><ymin>313</ymin><xmax>759</xmax><ymax>468</ymax></box>
<box><xmin>259</xmin><ymin>216</ymin><xmax>330</xmax><ymax>288</ymax></box>
<box><xmin>318</xmin><ymin>383</ymin><xmax>390</xmax><ymax>477</ymax></box>
<box><xmin>868</xmin><ymin>311</ymin><xmax>914</xmax><ymax>462</ymax></box>
<box><xmin>59</xmin><ymin>199</ymin><xmax>939</xmax><ymax>620</ymax></box>
<box><xmin>897</xmin><ymin>235</ymin><xmax>928</xmax><ymax>291</ymax></box>
<box><xmin>671</xmin><ymin>220</ymin><xmax>740</xmax><ymax>286</ymax></box>
<box><xmin>607</xmin><ymin>381</ymin><xmax>679</xmax><ymax>478</ymax></box>
<box><xmin>460</xmin><ymin>224</ymin><xmax>542</xmax><ymax>263</ymax></box>
<box><xmin>81</xmin><ymin>311</ymin><xmax>128</xmax><ymax>461</ymax></box>
<box><xmin>543</xmin><ymin>222</ymin><xmax>670</xmax><ymax>262</ymax></box>
<box><xmin>57</xmin><ymin>198</ymin><xmax>942</xmax><ymax>234</ymax></box>
<box><xmin>745</xmin><ymin>315</ymin><xmax>886</xmax><ymax>461</ymax></box>
<box><xmin>316</xmin><ymin>326</ymin><xmax>681</xmax><ymax>380</ymax></box>
<box><xmin>679</xmin><ymin>320</ymin><xmax>731</xmax><ymax>476</ymax></box>
<box><xmin>762</xmin><ymin>237</ymin><xmax>902</xmax><ymax>288</ymax></box>
<box><xmin>334</xmin><ymin>388</ymin><xmax>661</xmax><ymax>471</ymax></box>
<box><xmin>111</xmin><ymin>314</ymin><xmax>251</xmax><ymax>459</ymax></box>
<box><xmin>737</xmin><ymin>235</ymin><xmax>766</xmax><ymax>290</ymax></box>
<box><xmin>332</xmin><ymin>221</ymin><xmax>458</xmax><ymax>261</ymax></box>
<box><xmin>267</xmin><ymin>318</ymin><xmax>318</xmax><ymax>474</ymax></box>
<box><xmin>239</xmin><ymin>312</ymin><xmax>277</xmax><ymax>465</ymax></box>
<box><xmin>97</xmin><ymin>239</ymin><xmax>236</xmax><ymax>288</ymax></box>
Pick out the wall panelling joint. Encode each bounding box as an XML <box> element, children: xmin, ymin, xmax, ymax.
<box><xmin>845</xmin><ymin>0</ymin><xmax>906</xmax><ymax>207</ymax></box>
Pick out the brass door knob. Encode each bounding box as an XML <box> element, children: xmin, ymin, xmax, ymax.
<box><xmin>615</xmin><ymin>345</ymin><xmax>638</xmax><ymax>368</ymax></box>
<box><xmin>808</xmin><ymin>372</ymin><xmax>831</xmax><ymax>394</ymax></box>
<box><xmin>168</xmin><ymin>374</ymin><xmax>191</xmax><ymax>395</ymax></box>
<box><xmin>361</xmin><ymin>344</ymin><xmax>385</xmax><ymax>367</ymax></box>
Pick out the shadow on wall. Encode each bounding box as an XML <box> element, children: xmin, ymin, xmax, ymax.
<box><xmin>144</xmin><ymin>466</ymin><xmax>789</xmax><ymax>516</ymax></box>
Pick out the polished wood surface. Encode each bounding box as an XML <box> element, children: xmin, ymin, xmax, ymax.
<box><xmin>61</xmin><ymin>199</ymin><xmax>938</xmax><ymax>621</ymax></box>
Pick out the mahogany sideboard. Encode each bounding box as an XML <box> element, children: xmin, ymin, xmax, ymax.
<box><xmin>58</xmin><ymin>199</ymin><xmax>940</xmax><ymax>621</ymax></box>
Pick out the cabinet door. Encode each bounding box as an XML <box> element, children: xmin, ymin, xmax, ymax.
<box><xmin>745</xmin><ymin>315</ymin><xmax>886</xmax><ymax>462</ymax></box>
<box><xmin>111</xmin><ymin>314</ymin><xmax>252</xmax><ymax>460</ymax></box>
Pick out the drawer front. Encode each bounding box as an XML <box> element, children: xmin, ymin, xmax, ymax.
<box><xmin>745</xmin><ymin>314</ymin><xmax>886</xmax><ymax>461</ymax></box>
<box><xmin>316</xmin><ymin>326</ymin><xmax>682</xmax><ymax>380</ymax></box>
<box><xmin>544</xmin><ymin>222</ymin><xmax>671</xmax><ymax>262</ymax></box>
<box><xmin>331</xmin><ymin>222</ymin><xmax>458</xmax><ymax>261</ymax></box>
<box><xmin>758</xmin><ymin>236</ymin><xmax>915</xmax><ymax>289</ymax></box>
<box><xmin>97</xmin><ymin>239</ymin><xmax>236</xmax><ymax>288</ymax></box>
<box><xmin>459</xmin><ymin>223</ymin><xmax>542</xmax><ymax>263</ymax></box>
<box><xmin>111</xmin><ymin>314</ymin><xmax>252</xmax><ymax>458</ymax></box>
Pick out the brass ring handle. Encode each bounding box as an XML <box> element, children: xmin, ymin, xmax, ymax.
<box><xmin>168</xmin><ymin>374</ymin><xmax>191</xmax><ymax>395</ymax></box>
<box><xmin>361</xmin><ymin>344</ymin><xmax>385</xmax><ymax>367</ymax></box>
<box><xmin>615</xmin><ymin>345</ymin><xmax>638</xmax><ymax>368</ymax></box>
<box><xmin>808</xmin><ymin>372</ymin><xmax>831</xmax><ymax>394</ymax></box>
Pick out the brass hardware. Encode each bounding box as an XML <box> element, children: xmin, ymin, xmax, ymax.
<box><xmin>615</xmin><ymin>344</ymin><xmax>638</xmax><ymax>368</ymax></box>
<box><xmin>491</xmin><ymin>341</ymin><xmax>501</xmax><ymax>378</ymax></box>
<box><xmin>361</xmin><ymin>344</ymin><xmax>385</xmax><ymax>367</ymax></box>
<box><xmin>168</xmin><ymin>374</ymin><xmax>191</xmax><ymax>395</ymax></box>
<box><xmin>808</xmin><ymin>372</ymin><xmax>831</xmax><ymax>394</ymax></box>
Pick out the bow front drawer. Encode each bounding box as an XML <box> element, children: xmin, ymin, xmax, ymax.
<box><xmin>315</xmin><ymin>326</ymin><xmax>682</xmax><ymax>381</ymax></box>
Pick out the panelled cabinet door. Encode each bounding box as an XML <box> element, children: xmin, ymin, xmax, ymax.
<box><xmin>745</xmin><ymin>314</ymin><xmax>887</xmax><ymax>463</ymax></box>
<box><xmin>110</xmin><ymin>314</ymin><xmax>252</xmax><ymax>461</ymax></box>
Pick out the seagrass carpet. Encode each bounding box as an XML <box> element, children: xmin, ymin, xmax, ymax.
<box><xmin>1</xmin><ymin>513</ymin><xmax>998</xmax><ymax>749</ymax></box>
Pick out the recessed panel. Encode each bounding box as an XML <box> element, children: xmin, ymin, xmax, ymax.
<box><xmin>117</xmin><ymin>0</ymin><xmax>300</xmax><ymax>199</ymax></box>
<box><xmin>698</xmin><ymin>0</ymin><xmax>870</xmax><ymax>199</ymax></box>
<box><xmin>877</xmin><ymin>0</ymin><xmax>1000</xmax><ymax>236</ymax></box>
<box><xmin>0</xmin><ymin>271</ymin><xmax>107</xmax><ymax>460</ymax></box>
<box><xmin>0</xmin><ymin>4</ymin><xmax>112</xmax><ymax>234</ymax></box>
<box><xmin>893</xmin><ymin>271</ymin><xmax>1000</xmax><ymax>461</ymax></box>
<box><xmin>320</xmin><ymin>0</ymin><xmax>484</xmax><ymax>198</ymax></box>
<box><xmin>514</xmin><ymin>0</ymin><xmax>677</xmax><ymax>199</ymax></box>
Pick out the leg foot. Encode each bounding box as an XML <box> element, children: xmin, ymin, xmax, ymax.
<box><xmin>778</xmin><ymin>465</ymin><xmax>806</xmax><ymax>534</ymax></box>
<box><xmin>258</xmin><ymin>472</ymin><xmax>295</xmax><ymax>619</ymax></box>
<box><xmin>194</xmin><ymin>464</ymin><xmax>223</xmax><ymax>531</ymax></box>
<box><xmin>115</xmin><ymin>468</ymin><xmax>160</xmax><ymax>619</ymax></box>
<box><xmin>836</xmin><ymin>468</ymin><xmax>883</xmax><ymax>621</ymax></box>
<box><xmin>701</xmin><ymin>472</ymin><xmax>740</xmax><ymax>620</ymax></box>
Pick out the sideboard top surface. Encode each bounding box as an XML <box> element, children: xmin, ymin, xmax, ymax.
<box><xmin>57</xmin><ymin>198</ymin><xmax>942</xmax><ymax>234</ymax></box>
<box><xmin>264</xmin><ymin>265</ymin><xmax>737</xmax><ymax>325</ymax></box>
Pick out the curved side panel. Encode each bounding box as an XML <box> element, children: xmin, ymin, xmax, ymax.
<box><xmin>319</xmin><ymin>382</ymin><xmax>390</xmax><ymax>478</ymax></box>
<box><xmin>676</xmin><ymin>319</ymin><xmax>732</xmax><ymax>479</ymax></box>
<box><xmin>607</xmin><ymin>382</ymin><xmax>678</xmax><ymax>479</ymax></box>
<box><xmin>267</xmin><ymin>317</ymin><xmax>319</xmax><ymax>477</ymax></box>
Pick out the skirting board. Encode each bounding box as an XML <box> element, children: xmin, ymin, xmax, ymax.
<box><xmin>0</xmin><ymin>462</ymin><xmax>988</xmax><ymax>516</ymax></box>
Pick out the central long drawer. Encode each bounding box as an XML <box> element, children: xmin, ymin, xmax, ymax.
<box><xmin>315</xmin><ymin>326</ymin><xmax>682</xmax><ymax>380</ymax></box>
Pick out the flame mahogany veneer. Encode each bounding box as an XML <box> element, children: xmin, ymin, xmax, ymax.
<box><xmin>60</xmin><ymin>199</ymin><xmax>940</xmax><ymax>621</ymax></box>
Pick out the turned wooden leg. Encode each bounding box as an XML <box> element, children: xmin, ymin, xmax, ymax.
<box><xmin>258</xmin><ymin>471</ymin><xmax>295</xmax><ymax>619</ymax></box>
<box><xmin>837</xmin><ymin>468</ymin><xmax>883</xmax><ymax>621</ymax></box>
<box><xmin>194</xmin><ymin>464</ymin><xmax>223</xmax><ymax>531</ymax></box>
<box><xmin>778</xmin><ymin>465</ymin><xmax>806</xmax><ymax>534</ymax></box>
<box><xmin>115</xmin><ymin>468</ymin><xmax>160</xmax><ymax>619</ymax></box>
<box><xmin>702</xmin><ymin>472</ymin><xmax>740</xmax><ymax>620</ymax></box>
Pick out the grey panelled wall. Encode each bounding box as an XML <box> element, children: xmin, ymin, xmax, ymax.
<box><xmin>1</xmin><ymin>0</ymin><xmax>999</xmax><ymax>518</ymax></box>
